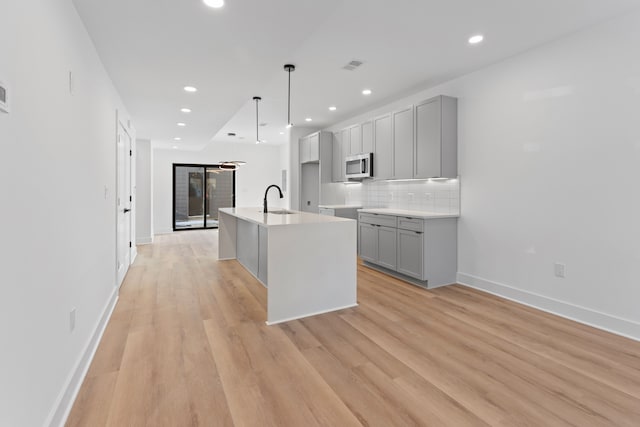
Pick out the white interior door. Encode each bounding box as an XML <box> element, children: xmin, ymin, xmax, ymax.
<box><xmin>116</xmin><ymin>120</ymin><xmax>132</xmax><ymax>287</ymax></box>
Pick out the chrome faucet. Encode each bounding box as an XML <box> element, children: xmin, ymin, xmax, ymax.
<box><xmin>263</xmin><ymin>184</ymin><xmax>284</xmax><ymax>213</ymax></box>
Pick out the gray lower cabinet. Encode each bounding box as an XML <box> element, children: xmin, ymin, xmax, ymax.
<box><xmin>357</xmin><ymin>222</ymin><xmax>397</xmax><ymax>270</ymax></box>
<box><xmin>377</xmin><ymin>226</ymin><xmax>397</xmax><ymax>270</ymax></box>
<box><xmin>397</xmin><ymin>229</ymin><xmax>423</xmax><ymax>279</ymax></box>
<box><xmin>358</xmin><ymin>212</ymin><xmax>457</xmax><ymax>288</ymax></box>
<box><xmin>257</xmin><ymin>226</ymin><xmax>268</xmax><ymax>285</ymax></box>
<box><xmin>358</xmin><ymin>222</ymin><xmax>378</xmax><ymax>263</ymax></box>
<box><xmin>237</xmin><ymin>219</ymin><xmax>268</xmax><ymax>286</ymax></box>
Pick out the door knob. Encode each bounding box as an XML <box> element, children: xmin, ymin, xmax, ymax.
<box><xmin>124</xmin><ymin>208</ymin><xmax>131</xmax><ymax>213</ymax></box>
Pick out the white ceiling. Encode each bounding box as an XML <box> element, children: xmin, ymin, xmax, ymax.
<box><xmin>73</xmin><ymin>0</ymin><xmax>639</xmax><ymax>150</ymax></box>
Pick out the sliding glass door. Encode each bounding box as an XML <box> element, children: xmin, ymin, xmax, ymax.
<box><xmin>173</xmin><ymin>164</ymin><xmax>235</xmax><ymax>230</ymax></box>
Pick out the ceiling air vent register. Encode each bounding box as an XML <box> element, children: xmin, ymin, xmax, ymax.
<box><xmin>342</xmin><ymin>60</ymin><xmax>364</xmax><ymax>71</ymax></box>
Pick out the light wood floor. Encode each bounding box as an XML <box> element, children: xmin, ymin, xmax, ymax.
<box><xmin>66</xmin><ymin>230</ymin><xmax>640</xmax><ymax>426</ymax></box>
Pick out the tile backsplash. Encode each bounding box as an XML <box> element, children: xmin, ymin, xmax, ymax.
<box><xmin>344</xmin><ymin>178</ymin><xmax>460</xmax><ymax>214</ymax></box>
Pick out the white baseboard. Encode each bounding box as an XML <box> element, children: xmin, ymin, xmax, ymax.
<box><xmin>457</xmin><ymin>272</ymin><xmax>640</xmax><ymax>342</ymax></box>
<box><xmin>154</xmin><ymin>229</ymin><xmax>174</xmax><ymax>235</ymax></box>
<box><xmin>136</xmin><ymin>236</ymin><xmax>153</xmax><ymax>245</ymax></box>
<box><xmin>131</xmin><ymin>248</ymin><xmax>138</xmax><ymax>264</ymax></box>
<box><xmin>266</xmin><ymin>303</ymin><xmax>359</xmax><ymax>326</ymax></box>
<box><xmin>45</xmin><ymin>287</ymin><xmax>119</xmax><ymax>427</ymax></box>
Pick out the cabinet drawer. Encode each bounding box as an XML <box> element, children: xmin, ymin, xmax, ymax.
<box><xmin>397</xmin><ymin>217</ymin><xmax>424</xmax><ymax>232</ymax></box>
<box><xmin>358</xmin><ymin>213</ymin><xmax>397</xmax><ymax>228</ymax></box>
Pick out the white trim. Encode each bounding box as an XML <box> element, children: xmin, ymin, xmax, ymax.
<box><xmin>265</xmin><ymin>303</ymin><xmax>358</xmax><ymax>326</ymax></box>
<box><xmin>45</xmin><ymin>288</ymin><xmax>119</xmax><ymax>427</ymax></box>
<box><xmin>131</xmin><ymin>247</ymin><xmax>138</xmax><ymax>264</ymax></box>
<box><xmin>136</xmin><ymin>236</ymin><xmax>153</xmax><ymax>245</ymax></box>
<box><xmin>154</xmin><ymin>229</ymin><xmax>174</xmax><ymax>235</ymax></box>
<box><xmin>457</xmin><ymin>272</ymin><xmax>640</xmax><ymax>342</ymax></box>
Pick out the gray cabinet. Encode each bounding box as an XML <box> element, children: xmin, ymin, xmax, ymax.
<box><xmin>361</xmin><ymin>120</ymin><xmax>374</xmax><ymax>154</ymax></box>
<box><xmin>397</xmin><ymin>229</ymin><xmax>423</xmax><ymax>279</ymax></box>
<box><xmin>393</xmin><ymin>106</ymin><xmax>414</xmax><ymax>179</ymax></box>
<box><xmin>300</xmin><ymin>132</ymin><xmax>320</xmax><ymax>164</ymax></box>
<box><xmin>237</xmin><ymin>219</ymin><xmax>260</xmax><ymax>278</ymax></box>
<box><xmin>332</xmin><ymin>131</ymin><xmax>344</xmax><ymax>182</ymax></box>
<box><xmin>359</xmin><ymin>222</ymin><xmax>378</xmax><ymax>263</ymax></box>
<box><xmin>358</xmin><ymin>212</ymin><xmax>457</xmax><ymax>288</ymax></box>
<box><xmin>414</xmin><ymin>95</ymin><xmax>457</xmax><ymax>178</ymax></box>
<box><xmin>377</xmin><ymin>226</ymin><xmax>397</xmax><ymax>270</ymax></box>
<box><xmin>258</xmin><ymin>226</ymin><xmax>268</xmax><ymax>285</ymax></box>
<box><xmin>373</xmin><ymin>113</ymin><xmax>393</xmax><ymax>180</ymax></box>
<box><xmin>358</xmin><ymin>213</ymin><xmax>397</xmax><ymax>270</ymax></box>
<box><xmin>349</xmin><ymin>125</ymin><xmax>361</xmax><ymax>155</ymax></box>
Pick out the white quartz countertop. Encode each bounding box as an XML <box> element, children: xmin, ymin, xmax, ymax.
<box><xmin>219</xmin><ymin>207</ymin><xmax>354</xmax><ymax>227</ymax></box>
<box><xmin>358</xmin><ymin>208</ymin><xmax>460</xmax><ymax>219</ymax></box>
<box><xmin>318</xmin><ymin>205</ymin><xmax>363</xmax><ymax>209</ymax></box>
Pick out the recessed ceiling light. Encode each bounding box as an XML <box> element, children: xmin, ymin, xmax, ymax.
<box><xmin>279</xmin><ymin>132</ymin><xmax>285</xmax><ymax>135</ymax></box>
<box><xmin>177</xmin><ymin>122</ymin><xmax>186</xmax><ymax>127</ymax></box>
<box><xmin>305</xmin><ymin>118</ymin><xmax>312</xmax><ymax>122</ymax></box>
<box><xmin>362</xmin><ymin>89</ymin><xmax>372</xmax><ymax>95</ymax></box>
<box><xmin>329</xmin><ymin>106</ymin><xmax>337</xmax><ymax>111</ymax></box>
<box><xmin>203</xmin><ymin>0</ymin><xmax>224</xmax><ymax>8</ymax></box>
<box><xmin>468</xmin><ymin>34</ymin><xmax>484</xmax><ymax>45</ymax></box>
<box><xmin>174</xmin><ymin>137</ymin><xmax>181</xmax><ymax>141</ymax></box>
<box><xmin>180</xmin><ymin>108</ymin><xmax>191</xmax><ymax>113</ymax></box>
<box><xmin>183</xmin><ymin>86</ymin><xmax>197</xmax><ymax>93</ymax></box>
<box><xmin>172</xmin><ymin>146</ymin><xmax>178</xmax><ymax>149</ymax></box>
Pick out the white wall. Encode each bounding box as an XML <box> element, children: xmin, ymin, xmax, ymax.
<box><xmin>153</xmin><ymin>142</ymin><xmax>286</xmax><ymax>234</ymax></box>
<box><xmin>136</xmin><ymin>139</ymin><xmax>153</xmax><ymax>243</ymax></box>
<box><xmin>327</xmin><ymin>11</ymin><xmax>640</xmax><ymax>339</ymax></box>
<box><xmin>0</xmin><ymin>0</ymin><xmax>132</xmax><ymax>425</ymax></box>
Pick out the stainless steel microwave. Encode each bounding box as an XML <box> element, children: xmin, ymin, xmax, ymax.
<box><xmin>345</xmin><ymin>153</ymin><xmax>373</xmax><ymax>179</ymax></box>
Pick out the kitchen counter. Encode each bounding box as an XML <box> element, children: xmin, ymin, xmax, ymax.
<box><xmin>218</xmin><ymin>208</ymin><xmax>357</xmax><ymax>325</ymax></box>
<box><xmin>358</xmin><ymin>208</ymin><xmax>459</xmax><ymax>219</ymax></box>
<box><xmin>219</xmin><ymin>207</ymin><xmax>352</xmax><ymax>227</ymax></box>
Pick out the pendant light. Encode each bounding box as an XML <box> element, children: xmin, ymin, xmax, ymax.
<box><xmin>253</xmin><ymin>96</ymin><xmax>262</xmax><ymax>144</ymax></box>
<box><xmin>284</xmin><ymin>64</ymin><xmax>295</xmax><ymax>128</ymax></box>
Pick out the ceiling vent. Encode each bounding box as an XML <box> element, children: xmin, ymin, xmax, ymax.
<box><xmin>342</xmin><ymin>60</ymin><xmax>364</xmax><ymax>71</ymax></box>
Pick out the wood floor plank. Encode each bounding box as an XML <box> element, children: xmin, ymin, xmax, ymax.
<box><xmin>66</xmin><ymin>230</ymin><xmax>640</xmax><ymax>427</ymax></box>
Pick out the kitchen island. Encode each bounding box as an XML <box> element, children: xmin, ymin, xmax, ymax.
<box><xmin>218</xmin><ymin>207</ymin><xmax>357</xmax><ymax>325</ymax></box>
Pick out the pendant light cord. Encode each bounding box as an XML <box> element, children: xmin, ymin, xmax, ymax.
<box><xmin>253</xmin><ymin>96</ymin><xmax>261</xmax><ymax>143</ymax></box>
<box><xmin>287</xmin><ymin>68</ymin><xmax>291</xmax><ymax>125</ymax></box>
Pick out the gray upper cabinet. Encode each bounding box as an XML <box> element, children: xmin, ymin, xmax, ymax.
<box><xmin>341</xmin><ymin>128</ymin><xmax>350</xmax><ymax>178</ymax></box>
<box><xmin>349</xmin><ymin>125</ymin><xmax>361</xmax><ymax>155</ymax></box>
<box><xmin>361</xmin><ymin>120</ymin><xmax>374</xmax><ymax>154</ymax></box>
<box><xmin>300</xmin><ymin>132</ymin><xmax>320</xmax><ymax>164</ymax></box>
<box><xmin>392</xmin><ymin>106</ymin><xmax>414</xmax><ymax>179</ymax></box>
<box><xmin>332</xmin><ymin>131</ymin><xmax>344</xmax><ymax>182</ymax></box>
<box><xmin>373</xmin><ymin>113</ymin><xmax>393</xmax><ymax>180</ymax></box>
<box><xmin>414</xmin><ymin>95</ymin><xmax>457</xmax><ymax>178</ymax></box>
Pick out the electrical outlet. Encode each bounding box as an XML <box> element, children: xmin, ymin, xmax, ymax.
<box><xmin>70</xmin><ymin>308</ymin><xmax>76</xmax><ymax>332</ymax></box>
<box><xmin>424</xmin><ymin>193</ymin><xmax>432</xmax><ymax>201</ymax></box>
<box><xmin>554</xmin><ymin>263</ymin><xmax>566</xmax><ymax>278</ymax></box>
